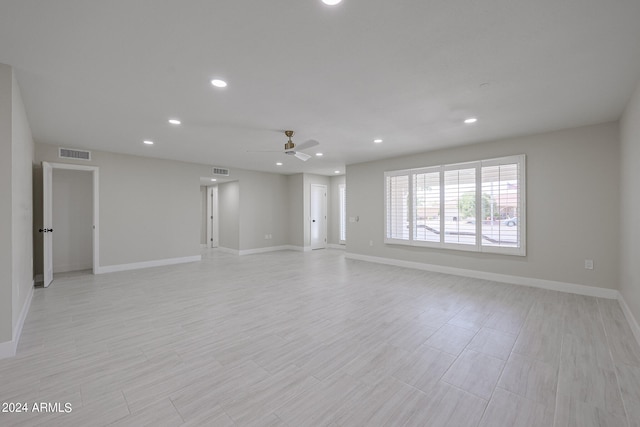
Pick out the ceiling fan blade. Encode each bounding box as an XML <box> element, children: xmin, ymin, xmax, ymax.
<box><xmin>294</xmin><ymin>152</ymin><xmax>311</xmax><ymax>161</ymax></box>
<box><xmin>246</xmin><ymin>149</ymin><xmax>284</xmax><ymax>153</ymax></box>
<box><xmin>295</xmin><ymin>139</ymin><xmax>319</xmax><ymax>151</ymax></box>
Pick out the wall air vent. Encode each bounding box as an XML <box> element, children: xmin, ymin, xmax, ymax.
<box><xmin>212</xmin><ymin>167</ymin><xmax>230</xmax><ymax>176</ymax></box>
<box><xmin>59</xmin><ymin>147</ymin><xmax>91</xmax><ymax>161</ymax></box>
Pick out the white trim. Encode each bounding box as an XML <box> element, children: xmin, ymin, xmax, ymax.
<box><xmin>0</xmin><ymin>341</ymin><xmax>14</xmax><ymax>359</ymax></box>
<box><xmin>53</xmin><ymin>263</ymin><xmax>94</xmax><ymax>274</ymax></box>
<box><xmin>43</xmin><ymin>162</ymin><xmax>100</xmax><ymax>276</ymax></box>
<box><xmin>328</xmin><ymin>243</ymin><xmax>346</xmax><ymax>250</ymax></box>
<box><xmin>618</xmin><ymin>292</ymin><xmax>640</xmax><ymax>346</ymax></box>
<box><xmin>218</xmin><ymin>245</ymin><xmax>311</xmax><ymax>256</ymax></box>
<box><xmin>216</xmin><ymin>247</ymin><xmax>240</xmax><ymax>255</ymax></box>
<box><xmin>0</xmin><ymin>281</ymin><xmax>34</xmax><ymax>359</ymax></box>
<box><xmin>13</xmin><ymin>282</ymin><xmax>33</xmax><ymax>342</ymax></box>
<box><xmin>344</xmin><ymin>252</ymin><xmax>619</xmax><ymax>299</ymax></box>
<box><xmin>239</xmin><ymin>245</ymin><xmax>295</xmax><ymax>256</ymax></box>
<box><xmin>95</xmin><ymin>255</ymin><xmax>201</xmax><ymax>274</ymax></box>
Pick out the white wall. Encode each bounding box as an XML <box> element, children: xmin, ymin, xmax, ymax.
<box><xmin>0</xmin><ymin>64</ymin><xmax>34</xmax><ymax>356</ymax></box>
<box><xmin>346</xmin><ymin>122</ymin><xmax>620</xmax><ymax>290</ymax></box>
<box><xmin>218</xmin><ymin>181</ymin><xmax>239</xmax><ymax>250</ymax></box>
<box><xmin>620</xmin><ymin>79</ymin><xmax>640</xmax><ymax>325</ymax></box>
<box><xmin>52</xmin><ymin>169</ymin><xmax>93</xmax><ymax>273</ymax></box>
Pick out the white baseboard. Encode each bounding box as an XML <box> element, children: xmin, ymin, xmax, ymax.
<box><xmin>0</xmin><ymin>280</ymin><xmax>34</xmax><ymax>359</ymax></box>
<box><xmin>239</xmin><ymin>245</ymin><xmax>295</xmax><ymax>256</ymax></box>
<box><xmin>618</xmin><ymin>293</ymin><xmax>640</xmax><ymax>346</ymax></box>
<box><xmin>0</xmin><ymin>340</ymin><xmax>14</xmax><ymax>359</ymax></box>
<box><xmin>345</xmin><ymin>252</ymin><xmax>619</xmax><ymax>300</ymax></box>
<box><xmin>95</xmin><ymin>255</ymin><xmax>202</xmax><ymax>274</ymax></box>
<box><xmin>328</xmin><ymin>244</ymin><xmax>346</xmax><ymax>250</ymax></box>
<box><xmin>53</xmin><ymin>263</ymin><xmax>93</xmax><ymax>274</ymax></box>
<box><xmin>216</xmin><ymin>247</ymin><xmax>240</xmax><ymax>255</ymax></box>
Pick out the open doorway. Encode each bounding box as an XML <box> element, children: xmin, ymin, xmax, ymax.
<box><xmin>200</xmin><ymin>183</ymin><xmax>219</xmax><ymax>248</ymax></box>
<box><xmin>39</xmin><ymin>162</ymin><xmax>99</xmax><ymax>287</ymax></box>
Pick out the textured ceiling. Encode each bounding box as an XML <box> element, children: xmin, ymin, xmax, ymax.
<box><xmin>1</xmin><ymin>0</ymin><xmax>639</xmax><ymax>176</ymax></box>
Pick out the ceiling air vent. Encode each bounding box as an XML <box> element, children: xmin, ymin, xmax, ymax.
<box><xmin>59</xmin><ymin>147</ymin><xmax>91</xmax><ymax>161</ymax></box>
<box><xmin>212</xmin><ymin>167</ymin><xmax>229</xmax><ymax>176</ymax></box>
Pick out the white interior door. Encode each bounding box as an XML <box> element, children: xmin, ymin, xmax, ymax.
<box><xmin>310</xmin><ymin>184</ymin><xmax>327</xmax><ymax>249</ymax></box>
<box><xmin>42</xmin><ymin>161</ymin><xmax>53</xmax><ymax>287</ymax></box>
<box><xmin>207</xmin><ymin>186</ymin><xmax>219</xmax><ymax>248</ymax></box>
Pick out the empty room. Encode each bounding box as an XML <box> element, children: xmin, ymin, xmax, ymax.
<box><xmin>2</xmin><ymin>0</ymin><xmax>640</xmax><ymax>426</ymax></box>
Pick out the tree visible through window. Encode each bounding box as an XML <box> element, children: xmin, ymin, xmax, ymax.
<box><xmin>384</xmin><ymin>155</ymin><xmax>525</xmax><ymax>255</ymax></box>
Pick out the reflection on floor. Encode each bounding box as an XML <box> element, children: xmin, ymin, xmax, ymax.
<box><xmin>1</xmin><ymin>249</ymin><xmax>639</xmax><ymax>426</ymax></box>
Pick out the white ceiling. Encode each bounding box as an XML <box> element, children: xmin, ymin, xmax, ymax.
<box><xmin>1</xmin><ymin>0</ymin><xmax>639</xmax><ymax>176</ymax></box>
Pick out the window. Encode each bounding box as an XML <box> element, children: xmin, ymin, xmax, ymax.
<box><xmin>384</xmin><ymin>155</ymin><xmax>525</xmax><ymax>256</ymax></box>
<box><xmin>339</xmin><ymin>184</ymin><xmax>346</xmax><ymax>243</ymax></box>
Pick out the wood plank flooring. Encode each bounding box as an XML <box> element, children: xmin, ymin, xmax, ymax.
<box><xmin>1</xmin><ymin>249</ymin><xmax>640</xmax><ymax>426</ymax></box>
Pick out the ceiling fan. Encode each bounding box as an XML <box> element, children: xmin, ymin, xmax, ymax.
<box><xmin>249</xmin><ymin>130</ymin><xmax>319</xmax><ymax>161</ymax></box>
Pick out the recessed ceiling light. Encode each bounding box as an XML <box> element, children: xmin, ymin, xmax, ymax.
<box><xmin>374</xmin><ymin>139</ymin><xmax>383</xmax><ymax>143</ymax></box>
<box><xmin>316</xmin><ymin>153</ymin><xmax>323</xmax><ymax>157</ymax></box>
<box><xmin>143</xmin><ymin>140</ymin><xmax>154</xmax><ymax>145</ymax></box>
<box><xmin>464</xmin><ymin>117</ymin><xmax>478</xmax><ymax>124</ymax></box>
<box><xmin>322</xmin><ymin>0</ymin><xmax>343</xmax><ymax>5</ymax></box>
<box><xmin>168</xmin><ymin>119</ymin><xmax>181</xmax><ymax>125</ymax></box>
<box><xmin>276</xmin><ymin>162</ymin><xmax>283</xmax><ymax>166</ymax></box>
<box><xmin>211</xmin><ymin>79</ymin><xmax>227</xmax><ymax>88</ymax></box>
<box><xmin>334</xmin><ymin>170</ymin><xmax>340</xmax><ymax>174</ymax></box>
<box><xmin>211</xmin><ymin>178</ymin><xmax>217</xmax><ymax>182</ymax></box>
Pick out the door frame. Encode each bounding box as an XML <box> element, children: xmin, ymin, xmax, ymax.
<box><xmin>310</xmin><ymin>184</ymin><xmax>327</xmax><ymax>250</ymax></box>
<box><xmin>206</xmin><ymin>186</ymin><xmax>219</xmax><ymax>248</ymax></box>
<box><xmin>43</xmin><ymin>162</ymin><xmax>99</xmax><ymax>286</ymax></box>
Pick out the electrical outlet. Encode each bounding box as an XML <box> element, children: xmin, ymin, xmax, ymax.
<box><xmin>264</xmin><ymin>234</ymin><xmax>269</xmax><ymax>240</ymax></box>
<box><xmin>369</xmin><ymin>240</ymin><xmax>373</xmax><ymax>247</ymax></box>
<box><xmin>584</xmin><ymin>259</ymin><xmax>594</xmax><ymax>270</ymax></box>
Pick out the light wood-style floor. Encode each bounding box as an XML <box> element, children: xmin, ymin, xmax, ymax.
<box><xmin>2</xmin><ymin>249</ymin><xmax>640</xmax><ymax>426</ymax></box>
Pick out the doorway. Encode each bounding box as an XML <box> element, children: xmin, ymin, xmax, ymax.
<box><xmin>310</xmin><ymin>184</ymin><xmax>327</xmax><ymax>249</ymax></box>
<box><xmin>208</xmin><ymin>186</ymin><xmax>219</xmax><ymax>248</ymax></box>
<box><xmin>41</xmin><ymin>162</ymin><xmax>99</xmax><ymax>287</ymax></box>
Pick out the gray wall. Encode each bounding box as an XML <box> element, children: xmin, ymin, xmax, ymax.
<box><xmin>52</xmin><ymin>169</ymin><xmax>93</xmax><ymax>273</ymax></box>
<box><xmin>238</xmin><ymin>170</ymin><xmax>290</xmax><ymax>251</ymax></box>
<box><xmin>0</xmin><ymin>64</ymin><xmax>34</xmax><ymax>348</ymax></box>
<box><xmin>11</xmin><ymin>71</ymin><xmax>34</xmax><ymax>341</ymax></box>
<box><xmin>218</xmin><ymin>181</ymin><xmax>239</xmax><ymax>250</ymax></box>
<box><xmin>328</xmin><ymin>175</ymin><xmax>346</xmax><ymax>245</ymax></box>
<box><xmin>346</xmin><ymin>122</ymin><xmax>620</xmax><ymax>290</ymax></box>
<box><xmin>200</xmin><ymin>186</ymin><xmax>207</xmax><ymax>245</ymax></box>
<box><xmin>0</xmin><ymin>64</ymin><xmax>13</xmax><ymax>343</ymax></box>
<box><xmin>287</xmin><ymin>174</ymin><xmax>304</xmax><ymax>248</ymax></box>
<box><xmin>621</xmin><ymin>79</ymin><xmax>640</xmax><ymax>324</ymax></box>
<box><xmin>35</xmin><ymin>144</ymin><xmax>203</xmax><ymax>268</ymax></box>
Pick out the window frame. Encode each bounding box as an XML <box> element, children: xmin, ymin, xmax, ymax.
<box><xmin>384</xmin><ymin>155</ymin><xmax>526</xmax><ymax>256</ymax></box>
